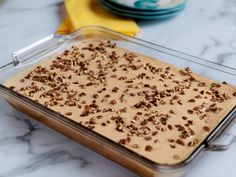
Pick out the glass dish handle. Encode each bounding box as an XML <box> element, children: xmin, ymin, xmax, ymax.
<box><xmin>12</xmin><ymin>34</ymin><xmax>68</xmax><ymax>66</ymax></box>
<box><xmin>208</xmin><ymin>122</ymin><xmax>236</xmax><ymax>151</ymax></box>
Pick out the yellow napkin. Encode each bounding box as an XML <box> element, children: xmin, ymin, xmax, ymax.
<box><xmin>57</xmin><ymin>16</ymin><xmax>74</xmax><ymax>34</ymax></box>
<box><xmin>56</xmin><ymin>0</ymin><xmax>140</xmax><ymax>36</ymax></box>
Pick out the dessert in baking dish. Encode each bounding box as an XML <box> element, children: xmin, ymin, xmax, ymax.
<box><xmin>5</xmin><ymin>40</ymin><xmax>236</xmax><ymax>165</ymax></box>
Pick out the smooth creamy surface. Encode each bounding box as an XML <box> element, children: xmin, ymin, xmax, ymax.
<box><xmin>4</xmin><ymin>40</ymin><xmax>236</xmax><ymax>165</ymax></box>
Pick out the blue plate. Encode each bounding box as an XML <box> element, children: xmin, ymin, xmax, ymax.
<box><xmin>107</xmin><ymin>0</ymin><xmax>186</xmax><ymax>11</ymax></box>
<box><xmin>100</xmin><ymin>0</ymin><xmax>185</xmax><ymax>15</ymax></box>
<box><xmin>100</xmin><ymin>1</ymin><xmax>183</xmax><ymax>19</ymax></box>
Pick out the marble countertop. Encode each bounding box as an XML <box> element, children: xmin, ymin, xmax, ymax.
<box><xmin>0</xmin><ymin>0</ymin><xmax>236</xmax><ymax>176</ymax></box>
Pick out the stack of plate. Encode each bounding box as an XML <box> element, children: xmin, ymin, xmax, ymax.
<box><xmin>100</xmin><ymin>0</ymin><xmax>187</xmax><ymax>20</ymax></box>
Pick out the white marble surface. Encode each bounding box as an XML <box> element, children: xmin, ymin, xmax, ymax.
<box><xmin>0</xmin><ymin>0</ymin><xmax>236</xmax><ymax>176</ymax></box>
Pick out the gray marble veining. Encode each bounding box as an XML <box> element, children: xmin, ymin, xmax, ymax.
<box><xmin>0</xmin><ymin>0</ymin><xmax>236</xmax><ymax>177</ymax></box>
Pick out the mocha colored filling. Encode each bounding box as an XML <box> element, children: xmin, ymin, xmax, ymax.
<box><xmin>5</xmin><ymin>40</ymin><xmax>236</xmax><ymax>165</ymax></box>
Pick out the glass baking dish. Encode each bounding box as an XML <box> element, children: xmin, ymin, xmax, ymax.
<box><xmin>0</xmin><ymin>26</ymin><xmax>236</xmax><ymax>177</ymax></box>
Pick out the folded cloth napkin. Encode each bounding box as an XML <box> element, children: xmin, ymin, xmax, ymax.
<box><xmin>56</xmin><ymin>0</ymin><xmax>140</xmax><ymax>36</ymax></box>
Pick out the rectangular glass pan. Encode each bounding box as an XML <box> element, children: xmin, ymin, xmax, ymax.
<box><xmin>0</xmin><ymin>26</ymin><xmax>236</xmax><ymax>177</ymax></box>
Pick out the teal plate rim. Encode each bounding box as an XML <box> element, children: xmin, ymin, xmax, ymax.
<box><xmin>100</xmin><ymin>0</ymin><xmax>185</xmax><ymax>15</ymax></box>
<box><xmin>106</xmin><ymin>0</ymin><xmax>187</xmax><ymax>11</ymax></box>
<box><xmin>100</xmin><ymin>2</ymin><xmax>183</xmax><ymax>19</ymax></box>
